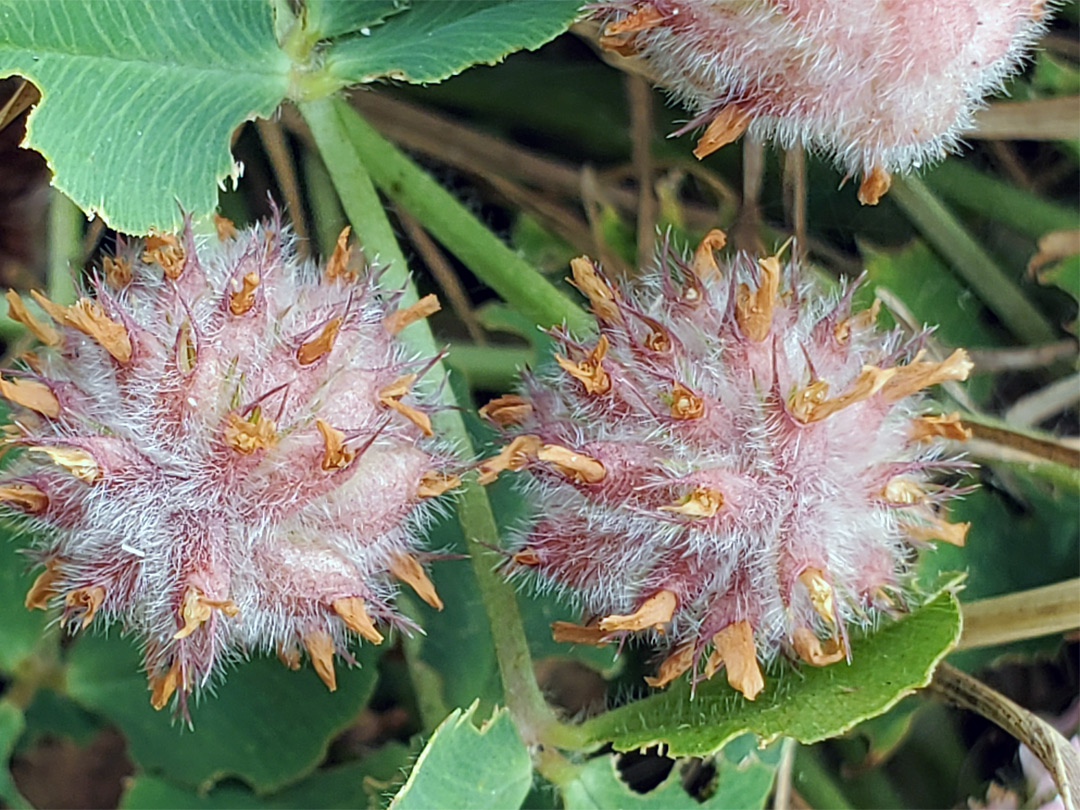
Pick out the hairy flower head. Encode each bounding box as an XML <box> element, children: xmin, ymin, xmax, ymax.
<box><xmin>483</xmin><ymin>231</ymin><xmax>973</xmax><ymax>698</ymax></box>
<box><xmin>593</xmin><ymin>0</ymin><xmax>1050</xmax><ymax>203</ymax></box>
<box><xmin>1</xmin><ymin>213</ymin><xmax>458</xmax><ymax>711</ymax></box>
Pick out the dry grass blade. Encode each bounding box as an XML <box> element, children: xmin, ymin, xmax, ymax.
<box><xmin>0</xmin><ymin>78</ymin><xmax>39</xmax><ymax>133</ymax></box>
<box><xmin>968</xmin><ymin>340</ymin><xmax>1078</xmax><ymax>373</ymax></box>
<box><xmin>963</xmin><ymin>417</ymin><xmax>1080</xmax><ymax>468</ymax></box>
<box><xmin>971</xmin><ymin>97</ymin><xmax>1080</xmax><ymax>141</ymax></box>
<box><xmin>256</xmin><ymin>117</ymin><xmax>309</xmax><ymax>256</ymax></box>
<box><xmin>959</xmin><ymin>579</ymin><xmax>1080</xmax><ymax>650</ymax></box>
<box><xmin>1005</xmin><ymin>372</ymin><xmax>1080</xmax><ymax>428</ymax></box>
<box><xmin>929</xmin><ymin>663</ymin><xmax>1080</xmax><ymax>810</ymax></box>
<box><xmin>627</xmin><ymin>74</ymin><xmax>657</xmax><ymax>262</ymax></box>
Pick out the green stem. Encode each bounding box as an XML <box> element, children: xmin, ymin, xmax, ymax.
<box><xmin>48</xmin><ymin>190</ymin><xmax>82</xmax><ymax>305</ymax></box>
<box><xmin>889</xmin><ymin>176</ymin><xmax>1058</xmax><ymax>346</ymax></box>
<box><xmin>445</xmin><ymin>342</ymin><xmax>535</xmax><ymax>392</ymax></box>
<box><xmin>332</xmin><ymin>98</ymin><xmax>593</xmax><ymax>335</ymax></box>
<box><xmin>298</xmin><ymin>95</ymin><xmax>583</xmax><ymax>751</ymax></box>
<box><xmin>792</xmin><ymin>746</ymin><xmax>855</xmax><ymax>810</ymax></box>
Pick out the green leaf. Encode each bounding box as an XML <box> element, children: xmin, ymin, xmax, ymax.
<box><xmin>325</xmin><ymin>0</ymin><xmax>581</xmax><ymax>85</ymax></box>
<box><xmin>0</xmin><ymin>700</ymin><xmax>30</xmax><ymax>809</ymax></box>
<box><xmin>389</xmin><ymin>703</ymin><xmax>531</xmax><ymax>810</ymax></box>
<box><xmin>0</xmin><ymin>526</ymin><xmax>51</xmax><ymax>675</ymax></box>
<box><xmin>578</xmin><ymin>590</ymin><xmax>961</xmax><ymax>757</ymax></box>
<box><xmin>0</xmin><ymin>0</ymin><xmax>290</xmax><ymax>234</ymax></box>
<box><xmin>306</xmin><ymin>0</ymin><xmax>409</xmax><ymax>40</ymax></box>
<box><xmin>65</xmin><ymin>633</ymin><xmax>380</xmax><ymax>793</ymax></box>
<box><xmin>561</xmin><ymin>742</ymin><xmax>779</xmax><ymax>810</ymax></box>
<box><xmin>121</xmin><ymin>745</ymin><xmax>413</xmax><ymax>810</ymax></box>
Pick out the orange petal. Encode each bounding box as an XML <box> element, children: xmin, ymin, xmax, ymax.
<box><xmin>669</xmin><ymin>382</ymin><xmax>704</xmax><ymax>420</ymax></box>
<box><xmin>598</xmin><ymin>589</ymin><xmax>677</xmax><ymax>632</ymax></box>
<box><xmin>214</xmin><ymin>213</ymin><xmax>238</xmax><ymax>241</ymax></box>
<box><xmin>417</xmin><ymin>471</ymin><xmax>461</xmax><ymax>498</ymax></box>
<box><xmin>332</xmin><ymin>596</ymin><xmax>384</xmax><ymax>644</ymax></box>
<box><xmin>390</xmin><ymin>554</ymin><xmax>443</xmax><ymax>611</ymax></box>
<box><xmin>58</xmin><ymin>297</ymin><xmax>132</xmax><ymax>363</ymax></box>
<box><xmin>0</xmin><ymin>377</ymin><xmax>59</xmax><ymax>418</ymax></box>
<box><xmin>65</xmin><ymin>585</ymin><xmax>105</xmax><ymax>630</ymax></box>
<box><xmin>909</xmin><ymin>412</ymin><xmax>972</xmax><ymax>442</ymax></box>
<box><xmin>384</xmin><ymin>294</ymin><xmax>441</xmax><ymax>335</ymax></box>
<box><xmin>277</xmin><ymin>642</ymin><xmax>302</xmax><ymax>670</ymax></box>
<box><xmin>857</xmin><ymin>166</ymin><xmax>892</xmax><ymax>206</ymax></box>
<box><xmin>569</xmin><ymin>257</ymin><xmax>621</xmax><ymax>322</ymax></box>
<box><xmin>735</xmin><ymin>254</ymin><xmax>781</xmax><ymax>342</ymax></box>
<box><xmin>551</xmin><ymin>620</ymin><xmax>611</xmax><ymax>646</ymax></box>
<box><xmin>834</xmin><ymin>299</ymin><xmax>882</xmax><ymax>344</ymax></box>
<box><xmin>297</xmin><ymin>317</ymin><xmax>342</xmax><ymax>366</ymax></box>
<box><xmin>304</xmin><ymin>630</ymin><xmax>338</xmax><ymax>692</ymax></box>
<box><xmin>173</xmin><ymin>586</ymin><xmax>238</xmax><ymax>640</ymax></box>
<box><xmin>693</xmin><ymin>106</ymin><xmax>751</xmax><ymax>160</ymax></box>
<box><xmin>149</xmin><ymin>660</ymin><xmax>182</xmax><ymax>710</ymax></box>
<box><xmin>479</xmin><ymin>394</ymin><xmax>533</xmax><ymax>427</ymax></box>
<box><xmin>30</xmin><ymin>446</ymin><xmax>99</xmax><ymax>483</ymax></box>
<box><xmin>882</xmin><ymin>477</ymin><xmax>925</xmax><ymax>504</ymax></box>
<box><xmin>707</xmin><ymin>621</ymin><xmax>764</xmax><ymax>700</ymax></box>
<box><xmin>103</xmin><ymin>256</ymin><xmax>132</xmax><ymax>289</ymax></box>
<box><xmin>792</xmin><ymin>627</ymin><xmax>845</xmax><ymax>666</ymax></box>
<box><xmin>904</xmin><ymin>518</ymin><xmax>970</xmax><ymax>547</ymax></box>
<box><xmin>0</xmin><ymin>482</ymin><xmax>49</xmax><ymax>514</ymax></box>
<box><xmin>659</xmin><ymin>486</ymin><xmax>724</xmax><ymax>518</ymax></box>
<box><xmin>798</xmin><ymin>568</ymin><xmax>835</xmax><ymax>624</ymax></box>
<box><xmin>6</xmin><ymin>290</ymin><xmax>60</xmax><ymax>346</ymax></box>
<box><xmin>377</xmin><ymin>374</ymin><xmax>433</xmax><ymax>436</ymax></box>
<box><xmin>880</xmin><ymin>349</ymin><xmax>974</xmax><ymax>402</ymax></box>
<box><xmin>512</xmin><ymin>548</ymin><xmax>541</xmax><ymax>566</ymax></box>
<box><xmin>537</xmin><ymin>444</ymin><xmax>606</xmax><ymax>484</ymax></box>
<box><xmin>638</xmin><ymin>314</ymin><xmax>672</xmax><ymax>352</ymax></box>
<box><xmin>555</xmin><ymin>335</ymin><xmax>611</xmax><ymax>395</ymax></box>
<box><xmin>604</xmin><ymin>3</ymin><xmax>665</xmax><ymax>35</ymax></box>
<box><xmin>224</xmin><ymin>410</ymin><xmax>277</xmax><ymax>454</ymax></box>
<box><xmin>644</xmin><ymin>642</ymin><xmax>695</xmax><ymax>688</ymax></box>
<box><xmin>325</xmin><ymin>226</ymin><xmax>353</xmax><ymax>282</ymax></box>
<box><xmin>477</xmin><ymin>434</ymin><xmax>541</xmax><ymax>485</ymax></box>
<box><xmin>228</xmin><ymin>272</ymin><xmax>260</xmax><ymax>316</ymax></box>
<box><xmin>792</xmin><ymin>365</ymin><xmax>897</xmax><ymax>423</ymax></box>
<box><xmin>25</xmin><ymin>559</ymin><xmax>60</xmax><ymax>610</ymax></box>
<box><xmin>143</xmin><ymin>232</ymin><xmax>186</xmax><ymax>280</ymax></box>
<box><xmin>315</xmin><ymin>418</ymin><xmax>355</xmax><ymax>470</ymax></box>
<box><xmin>691</xmin><ymin>229</ymin><xmax>727</xmax><ymax>280</ymax></box>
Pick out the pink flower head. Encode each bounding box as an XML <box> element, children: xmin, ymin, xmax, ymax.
<box><xmin>592</xmin><ymin>1</ymin><xmax>1050</xmax><ymax>203</ymax></box>
<box><xmin>482</xmin><ymin>230</ymin><xmax>973</xmax><ymax>698</ymax></box>
<box><xmin>0</xmin><ymin>212</ymin><xmax>459</xmax><ymax>712</ymax></box>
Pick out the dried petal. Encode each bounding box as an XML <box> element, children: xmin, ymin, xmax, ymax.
<box><xmin>569</xmin><ymin>257</ymin><xmax>621</xmax><ymax>322</ymax></box>
<box><xmin>880</xmin><ymin>349</ymin><xmax>974</xmax><ymax>402</ymax></box>
<box><xmin>537</xmin><ymin>444</ymin><xmax>606</xmax><ymax>484</ymax></box>
<box><xmin>390</xmin><ymin>553</ymin><xmax>443</xmax><ymax>610</ymax></box>
<box><xmin>25</xmin><ymin>559</ymin><xmax>60</xmax><ymax>610</ymax></box>
<box><xmin>378</xmin><ymin>374</ymin><xmax>433</xmax><ymax>436</ymax></box>
<box><xmin>599</xmin><ymin>589</ymin><xmax>677</xmax><ymax>632</ymax></box>
<box><xmin>909</xmin><ymin>412</ymin><xmax>972</xmax><ymax>442</ymax></box>
<box><xmin>794</xmin><ymin>365</ymin><xmax>897</xmax><ymax>423</ymax></box>
<box><xmin>693</xmin><ymin>105</ymin><xmax>751</xmax><ymax>160</ymax></box>
<box><xmin>103</xmin><ymin>256</ymin><xmax>132</xmax><ymax>289</ymax></box>
<box><xmin>798</xmin><ymin>568</ymin><xmax>835</xmax><ymax>624</ymax></box>
<box><xmin>0</xmin><ymin>377</ymin><xmax>60</xmax><ymax>418</ymax></box>
<box><xmin>296</xmin><ymin>317</ymin><xmax>342</xmax><ymax>366</ymax></box>
<box><xmin>143</xmin><ymin>233</ymin><xmax>186</xmax><ymax>280</ymax></box>
<box><xmin>65</xmin><ymin>585</ymin><xmax>105</xmax><ymax>629</ymax></box>
<box><xmin>30</xmin><ymin>446</ymin><xmax>99</xmax><ymax>483</ymax></box>
<box><xmin>384</xmin><ymin>294</ymin><xmax>441</xmax><ymax>335</ymax></box>
<box><xmin>555</xmin><ymin>336</ymin><xmax>611</xmax><ymax>395</ymax></box>
<box><xmin>669</xmin><ymin>382</ymin><xmax>704</xmax><ymax>420</ymax></box>
<box><xmin>332</xmin><ymin>596</ymin><xmax>384</xmax><ymax>644</ymax></box>
<box><xmin>315</xmin><ymin>418</ymin><xmax>355</xmax><ymax>471</ymax></box>
<box><xmin>659</xmin><ymin>486</ymin><xmax>724</xmax><ymax>518</ymax></box>
<box><xmin>904</xmin><ymin>518</ymin><xmax>970</xmax><ymax>547</ymax></box>
<box><xmin>6</xmin><ymin>290</ymin><xmax>60</xmax><ymax>346</ymax></box>
<box><xmin>325</xmin><ymin>226</ymin><xmax>353</xmax><ymax>281</ymax></box>
<box><xmin>149</xmin><ymin>660</ymin><xmax>181</xmax><ymax>710</ymax></box>
<box><xmin>735</xmin><ymin>254</ymin><xmax>781</xmax><ymax>341</ymax></box>
<box><xmin>479</xmin><ymin>395</ymin><xmax>533</xmax><ymax>427</ymax></box>
<box><xmin>224</xmin><ymin>410</ymin><xmax>276</xmax><ymax>454</ymax></box>
<box><xmin>882</xmin><ymin>478</ymin><xmax>925</xmax><ymax>504</ymax></box>
<box><xmin>0</xmin><ymin>482</ymin><xmax>48</xmax><ymax>514</ymax></box>
<box><xmin>644</xmin><ymin>642</ymin><xmax>695</xmax><ymax>688</ymax></box>
<box><xmin>213</xmin><ymin>213</ymin><xmax>238</xmax><ymax>241</ymax></box>
<box><xmin>551</xmin><ymin>620</ymin><xmax>611</xmax><ymax>646</ymax></box>
<box><xmin>228</xmin><ymin>272</ymin><xmax>260</xmax><ymax>316</ymax></box>
<box><xmin>303</xmin><ymin>630</ymin><xmax>338</xmax><ymax>692</ymax></box>
<box><xmin>691</xmin><ymin>229</ymin><xmax>727</xmax><ymax>280</ymax></box>
<box><xmin>707</xmin><ymin>621</ymin><xmax>764</xmax><ymax>700</ymax></box>
<box><xmin>477</xmin><ymin>434</ymin><xmax>541</xmax><ymax>485</ymax></box>
<box><xmin>417</xmin><ymin>471</ymin><xmax>461</xmax><ymax>498</ymax></box>
<box><xmin>792</xmin><ymin>627</ymin><xmax>845</xmax><ymax>666</ymax></box>
<box><xmin>173</xmin><ymin>586</ymin><xmax>238</xmax><ymax>640</ymax></box>
<box><xmin>857</xmin><ymin>166</ymin><xmax>892</xmax><ymax>206</ymax></box>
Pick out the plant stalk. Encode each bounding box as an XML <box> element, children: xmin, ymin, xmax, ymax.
<box><xmin>298</xmin><ymin>95</ymin><xmax>582</xmax><ymax>751</ymax></box>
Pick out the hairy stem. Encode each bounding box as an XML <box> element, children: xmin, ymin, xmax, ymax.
<box><xmin>298</xmin><ymin>95</ymin><xmax>582</xmax><ymax>750</ymax></box>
